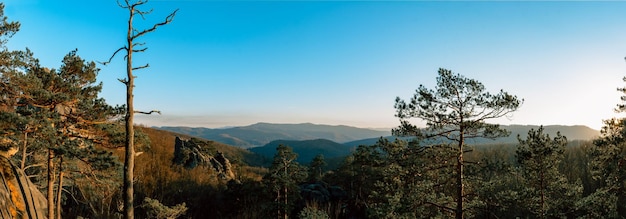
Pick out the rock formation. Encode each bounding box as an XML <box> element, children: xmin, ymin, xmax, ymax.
<box><xmin>0</xmin><ymin>154</ymin><xmax>47</xmax><ymax>218</ymax></box>
<box><xmin>172</xmin><ymin>137</ymin><xmax>235</xmax><ymax>180</ymax></box>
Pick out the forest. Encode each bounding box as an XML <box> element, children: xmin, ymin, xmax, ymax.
<box><xmin>2</xmin><ymin>1</ymin><xmax>626</xmax><ymax>219</ymax></box>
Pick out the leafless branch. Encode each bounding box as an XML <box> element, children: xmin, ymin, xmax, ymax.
<box><xmin>118</xmin><ymin>78</ymin><xmax>128</xmax><ymax>85</ymax></box>
<box><xmin>135</xmin><ymin>8</ymin><xmax>154</xmax><ymax>20</ymax></box>
<box><xmin>132</xmin><ymin>48</ymin><xmax>148</xmax><ymax>53</ymax></box>
<box><xmin>131</xmin><ymin>9</ymin><xmax>178</xmax><ymax>40</ymax></box>
<box><xmin>117</xmin><ymin>0</ymin><xmax>130</xmax><ymax>9</ymax></box>
<box><xmin>134</xmin><ymin>110</ymin><xmax>161</xmax><ymax>115</ymax></box>
<box><xmin>132</xmin><ymin>64</ymin><xmax>149</xmax><ymax>70</ymax></box>
<box><xmin>99</xmin><ymin>47</ymin><xmax>127</xmax><ymax>65</ymax></box>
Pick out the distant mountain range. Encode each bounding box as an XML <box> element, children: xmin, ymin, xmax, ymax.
<box><xmin>157</xmin><ymin>123</ymin><xmax>391</xmax><ymax>148</ymax></box>
<box><xmin>344</xmin><ymin>124</ymin><xmax>600</xmax><ymax>147</ymax></box>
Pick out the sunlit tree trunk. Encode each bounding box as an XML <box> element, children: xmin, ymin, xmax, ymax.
<box><xmin>123</xmin><ymin>5</ymin><xmax>136</xmax><ymax>218</ymax></box>
<box><xmin>47</xmin><ymin>149</ymin><xmax>55</xmax><ymax>218</ymax></box>
<box><xmin>56</xmin><ymin>156</ymin><xmax>64</xmax><ymax>219</ymax></box>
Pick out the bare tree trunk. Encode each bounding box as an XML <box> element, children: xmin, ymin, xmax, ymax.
<box><xmin>47</xmin><ymin>149</ymin><xmax>55</xmax><ymax>219</ymax></box>
<box><xmin>101</xmin><ymin>2</ymin><xmax>176</xmax><ymax>218</ymax></box>
<box><xmin>56</xmin><ymin>156</ymin><xmax>64</xmax><ymax>219</ymax></box>
<box><xmin>123</xmin><ymin>6</ymin><xmax>136</xmax><ymax>218</ymax></box>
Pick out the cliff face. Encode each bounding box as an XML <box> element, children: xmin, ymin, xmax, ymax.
<box><xmin>172</xmin><ymin>137</ymin><xmax>235</xmax><ymax>180</ymax></box>
<box><xmin>0</xmin><ymin>156</ymin><xmax>47</xmax><ymax>219</ymax></box>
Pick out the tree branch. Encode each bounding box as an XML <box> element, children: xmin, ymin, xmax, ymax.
<box><xmin>132</xmin><ymin>48</ymin><xmax>148</xmax><ymax>53</ymax></box>
<box><xmin>99</xmin><ymin>47</ymin><xmax>127</xmax><ymax>65</ymax></box>
<box><xmin>131</xmin><ymin>8</ymin><xmax>178</xmax><ymax>40</ymax></box>
<box><xmin>132</xmin><ymin>63</ymin><xmax>149</xmax><ymax>70</ymax></box>
<box><xmin>134</xmin><ymin>110</ymin><xmax>161</xmax><ymax>115</ymax></box>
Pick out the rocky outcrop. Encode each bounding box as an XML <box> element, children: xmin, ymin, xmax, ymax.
<box><xmin>211</xmin><ymin>152</ymin><xmax>235</xmax><ymax>180</ymax></box>
<box><xmin>0</xmin><ymin>155</ymin><xmax>47</xmax><ymax>218</ymax></box>
<box><xmin>172</xmin><ymin>137</ymin><xmax>235</xmax><ymax>180</ymax></box>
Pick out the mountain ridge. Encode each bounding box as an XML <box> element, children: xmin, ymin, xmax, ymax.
<box><xmin>157</xmin><ymin>122</ymin><xmax>391</xmax><ymax>148</ymax></box>
<box><xmin>344</xmin><ymin>124</ymin><xmax>600</xmax><ymax>147</ymax></box>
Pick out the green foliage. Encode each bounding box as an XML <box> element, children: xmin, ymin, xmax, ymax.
<box><xmin>515</xmin><ymin>126</ymin><xmax>581</xmax><ymax>218</ymax></box>
<box><xmin>298</xmin><ymin>205</ymin><xmax>330</xmax><ymax>219</ymax></box>
<box><xmin>308</xmin><ymin>154</ymin><xmax>326</xmax><ymax>182</ymax></box>
<box><xmin>575</xmin><ymin>188</ymin><xmax>619</xmax><ymax>218</ymax></box>
<box><xmin>393</xmin><ymin>68</ymin><xmax>522</xmax><ymax>141</ymax></box>
<box><xmin>329</xmin><ymin>138</ymin><xmax>458</xmax><ymax>218</ymax></box>
<box><xmin>141</xmin><ymin>197</ymin><xmax>187</xmax><ymax>219</ymax></box>
<box><xmin>588</xmin><ymin>118</ymin><xmax>626</xmax><ymax>215</ymax></box>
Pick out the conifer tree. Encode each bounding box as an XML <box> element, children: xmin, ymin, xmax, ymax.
<box><xmin>263</xmin><ymin>144</ymin><xmax>307</xmax><ymax>219</ymax></box>
<box><xmin>515</xmin><ymin>126</ymin><xmax>580</xmax><ymax>218</ymax></box>
<box><xmin>394</xmin><ymin>68</ymin><xmax>522</xmax><ymax>219</ymax></box>
<box><xmin>308</xmin><ymin>154</ymin><xmax>326</xmax><ymax>182</ymax></box>
<box><xmin>18</xmin><ymin>51</ymin><xmax>122</xmax><ymax>218</ymax></box>
<box><xmin>588</xmin><ymin>117</ymin><xmax>626</xmax><ymax>216</ymax></box>
<box><xmin>0</xmin><ymin>2</ymin><xmax>34</xmax><ymax>155</ymax></box>
<box><xmin>583</xmin><ymin>68</ymin><xmax>626</xmax><ymax>216</ymax></box>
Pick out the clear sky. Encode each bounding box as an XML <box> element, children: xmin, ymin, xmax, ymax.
<box><xmin>4</xmin><ymin>0</ymin><xmax>626</xmax><ymax>130</ymax></box>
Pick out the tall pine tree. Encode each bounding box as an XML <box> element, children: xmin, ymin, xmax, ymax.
<box><xmin>263</xmin><ymin>144</ymin><xmax>307</xmax><ymax>219</ymax></box>
<box><xmin>394</xmin><ymin>68</ymin><xmax>522</xmax><ymax>219</ymax></box>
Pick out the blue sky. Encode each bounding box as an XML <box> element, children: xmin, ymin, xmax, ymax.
<box><xmin>5</xmin><ymin>1</ymin><xmax>626</xmax><ymax>130</ymax></box>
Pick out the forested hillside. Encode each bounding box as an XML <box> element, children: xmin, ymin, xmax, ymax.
<box><xmin>130</xmin><ymin>127</ymin><xmax>618</xmax><ymax>218</ymax></box>
<box><xmin>250</xmin><ymin>138</ymin><xmax>352</xmax><ymax>164</ymax></box>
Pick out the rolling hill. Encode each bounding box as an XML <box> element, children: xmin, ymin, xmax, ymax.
<box><xmin>136</xmin><ymin>126</ymin><xmax>268</xmax><ymax>168</ymax></box>
<box><xmin>487</xmin><ymin>124</ymin><xmax>599</xmax><ymax>143</ymax></box>
<box><xmin>157</xmin><ymin>123</ymin><xmax>391</xmax><ymax>148</ymax></box>
<box><xmin>343</xmin><ymin>124</ymin><xmax>600</xmax><ymax>147</ymax></box>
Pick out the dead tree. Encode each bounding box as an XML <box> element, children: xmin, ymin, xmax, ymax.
<box><xmin>101</xmin><ymin>1</ymin><xmax>176</xmax><ymax>218</ymax></box>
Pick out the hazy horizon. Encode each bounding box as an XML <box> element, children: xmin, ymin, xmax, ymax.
<box><xmin>135</xmin><ymin>114</ymin><xmax>602</xmax><ymax>131</ymax></box>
